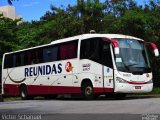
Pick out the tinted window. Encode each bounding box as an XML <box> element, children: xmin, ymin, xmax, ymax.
<box><xmin>60</xmin><ymin>40</ymin><xmax>78</xmax><ymax>60</ymax></box>
<box><xmin>102</xmin><ymin>42</ymin><xmax>113</xmax><ymax>68</ymax></box>
<box><xmin>80</xmin><ymin>37</ymin><xmax>113</xmax><ymax>68</ymax></box>
<box><xmin>3</xmin><ymin>40</ymin><xmax>78</xmax><ymax>68</ymax></box>
<box><xmin>25</xmin><ymin>51</ymin><xmax>32</xmax><ymax>65</ymax></box>
<box><xmin>80</xmin><ymin>38</ymin><xmax>102</xmax><ymax>63</ymax></box>
<box><xmin>14</xmin><ymin>53</ymin><xmax>22</xmax><ymax>67</ymax></box>
<box><xmin>43</xmin><ymin>46</ymin><xmax>59</xmax><ymax>62</ymax></box>
<box><xmin>4</xmin><ymin>54</ymin><xmax>13</xmax><ymax>68</ymax></box>
<box><xmin>24</xmin><ymin>49</ymin><xmax>43</xmax><ymax>65</ymax></box>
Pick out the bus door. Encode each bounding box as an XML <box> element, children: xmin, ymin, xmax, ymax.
<box><xmin>102</xmin><ymin>42</ymin><xmax>114</xmax><ymax>92</ymax></box>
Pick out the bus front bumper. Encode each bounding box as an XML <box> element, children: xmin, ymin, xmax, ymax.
<box><xmin>114</xmin><ymin>83</ymin><xmax>153</xmax><ymax>93</ymax></box>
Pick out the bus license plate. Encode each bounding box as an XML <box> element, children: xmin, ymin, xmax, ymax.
<box><xmin>135</xmin><ymin>86</ymin><xmax>141</xmax><ymax>89</ymax></box>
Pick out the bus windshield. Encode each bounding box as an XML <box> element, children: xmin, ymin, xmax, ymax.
<box><xmin>115</xmin><ymin>38</ymin><xmax>151</xmax><ymax>74</ymax></box>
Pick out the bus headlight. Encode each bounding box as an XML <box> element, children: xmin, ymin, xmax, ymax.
<box><xmin>116</xmin><ymin>77</ymin><xmax>128</xmax><ymax>83</ymax></box>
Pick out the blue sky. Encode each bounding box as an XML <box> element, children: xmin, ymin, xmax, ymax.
<box><xmin>0</xmin><ymin>0</ymin><xmax>150</xmax><ymax>22</ymax></box>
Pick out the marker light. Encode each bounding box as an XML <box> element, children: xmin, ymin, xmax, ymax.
<box><xmin>146</xmin><ymin>42</ymin><xmax>159</xmax><ymax>57</ymax></box>
<box><xmin>112</xmin><ymin>39</ymin><xmax>119</xmax><ymax>55</ymax></box>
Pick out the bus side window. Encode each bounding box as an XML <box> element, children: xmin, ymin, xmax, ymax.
<box><xmin>4</xmin><ymin>54</ymin><xmax>13</xmax><ymax>68</ymax></box>
<box><xmin>102</xmin><ymin>42</ymin><xmax>113</xmax><ymax>68</ymax></box>
<box><xmin>15</xmin><ymin>53</ymin><xmax>22</xmax><ymax>67</ymax></box>
<box><xmin>20</xmin><ymin>53</ymin><xmax>25</xmax><ymax>66</ymax></box>
<box><xmin>36</xmin><ymin>49</ymin><xmax>43</xmax><ymax>63</ymax></box>
<box><xmin>80</xmin><ymin>38</ymin><xmax>102</xmax><ymax>63</ymax></box>
<box><xmin>31</xmin><ymin>50</ymin><xmax>39</xmax><ymax>64</ymax></box>
<box><xmin>43</xmin><ymin>46</ymin><xmax>58</xmax><ymax>63</ymax></box>
<box><xmin>60</xmin><ymin>40</ymin><xmax>78</xmax><ymax>60</ymax></box>
<box><xmin>25</xmin><ymin>51</ymin><xmax>32</xmax><ymax>65</ymax></box>
<box><xmin>13</xmin><ymin>54</ymin><xmax>16</xmax><ymax>67</ymax></box>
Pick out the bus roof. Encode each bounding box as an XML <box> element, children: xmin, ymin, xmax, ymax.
<box><xmin>51</xmin><ymin>34</ymin><xmax>143</xmax><ymax>44</ymax></box>
<box><xmin>4</xmin><ymin>33</ymin><xmax>143</xmax><ymax>55</ymax></box>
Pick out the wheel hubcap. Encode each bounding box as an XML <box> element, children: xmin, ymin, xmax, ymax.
<box><xmin>85</xmin><ymin>86</ymin><xmax>93</xmax><ymax>96</ymax></box>
<box><xmin>21</xmin><ymin>91</ymin><xmax>26</xmax><ymax>98</ymax></box>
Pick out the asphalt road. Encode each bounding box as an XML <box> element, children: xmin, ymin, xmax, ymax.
<box><xmin>0</xmin><ymin>96</ymin><xmax>160</xmax><ymax>120</ymax></box>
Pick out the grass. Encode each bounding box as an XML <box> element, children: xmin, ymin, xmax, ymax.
<box><xmin>149</xmin><ymin>87</ymin><xmax>160</xmax><ymax>94</ymax></box>
<box><xmin>3</xmin><ymin>96</ymin><xmax>21</xmax><ymax>101</ymax></box>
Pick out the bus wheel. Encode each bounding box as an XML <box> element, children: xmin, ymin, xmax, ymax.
<box><xmin>20</xmin><ymin>85</ymin><xmax>31</xmax><ymax>100</ymax></box>
<box><xmin>82</xmin><ymin>82</ymin><xmax>95</xmax><ymax>100</ymax></box>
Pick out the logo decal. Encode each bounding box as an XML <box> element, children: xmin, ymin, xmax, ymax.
<box><xmin>24</xmin><ymin>63</ymin><xmax>62</xmax><ymax>77</ymax></box>
<box><xmin>65</xmin><ymin>62</ymin><xmax>73</xmax><ymax>72</ymax></box>
<box><xmin>7</xmin><ymin>69</ymin><xmax>26</xmax><ymax>83</ymax></box>
<box><xmin>82</xmin><ymin>63</ymin><xmax>91</xmax><ymax>71</ymax></box>
<box><xmin>106</xmin><ymin>68</ymin><xmax>110</xmax><ymax>73</ymax></box>
<box><xmin>123</xmin><ymin>74</ymin><xmax>131</xmax><ymax>77</ymax></box>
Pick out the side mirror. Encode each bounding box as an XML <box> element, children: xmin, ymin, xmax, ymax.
<box><xmin>112</xmin><ymin>40</ymin><xmax>119</xmax><ymax>55</ymax></box>
<box><xmin>146</xmin><ymin>42</ymin><xmax>159</xmax><ymax>57</ymax></box>
<box><xmin>154</xmin><ymin>49</ymin><xmax>159</xmax><ymax>56</ymax></box>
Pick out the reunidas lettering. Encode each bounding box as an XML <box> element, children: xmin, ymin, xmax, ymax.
<box><xmin>24</xmin><ymin>63</ymin><xmax>62</xmax><ymax>77</ymax></box>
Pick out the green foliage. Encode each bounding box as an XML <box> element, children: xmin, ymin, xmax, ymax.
<box><xmin>0</xmin><ymin>17</ymin><xmax>18</xmax><ymax>63</ymax></box>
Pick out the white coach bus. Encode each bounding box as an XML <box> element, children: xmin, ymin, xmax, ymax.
<box><xmin>1</xmin><ymin>34</ymin><xmax>159</xmax><ymax>99</ymax></box>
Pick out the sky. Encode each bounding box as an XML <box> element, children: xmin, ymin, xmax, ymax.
<box><xmin>0</xmin><ymin>0</ymin><xmax>150</xmax><ymax>22</ymax></box>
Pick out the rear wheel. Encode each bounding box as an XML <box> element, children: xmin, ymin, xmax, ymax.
<box><xmin>82</xmin><ymin>82</ymin><xmax>95</xmax><ymax>100</ymax></box>
<box><xmin>20</xmin><ymin>85</ymin><xmax>32</xmax><ymax>100</ymax></box>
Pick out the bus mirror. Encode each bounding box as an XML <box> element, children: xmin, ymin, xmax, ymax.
<box><xmin>151</xmin><ymin>43</ymin><xmax>159</xmax><ymax>57</ymax></box>
<box><xmin>114</xmin><ymin>47</ymin><xmax>119</xmax><ymax>55</ymax></box>
<box><xmin>112</xmin><ymin>40</ymin><xmax>119</xmax><ymax>55</ymax></box>
<box><xmin>154</xmin><ymin>49</ymin><xmax>159</xmax><ymax>57</ymax></box>
<box><xmin>146</xmin><ymin>42</ymin><xmax>159</xmax><ymax>57</ymax></box>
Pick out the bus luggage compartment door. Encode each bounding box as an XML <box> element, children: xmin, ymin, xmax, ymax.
<box><xmin>103</xmin><ymin>66</ymin><xmax>114</xmax><ymax>92</ymax></box>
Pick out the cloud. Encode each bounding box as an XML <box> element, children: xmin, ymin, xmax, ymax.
<box><xmin>21</xmin><ymin>1</ymin><xmax>40</xmax><ymax>7</ymax></box>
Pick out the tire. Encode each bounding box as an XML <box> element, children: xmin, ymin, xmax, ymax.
<box><xmin>20</xmin><ymin>85</ymin><xmax>32</xmax><ymax>100</ymax></box>
<box><xmin>82</xmin><ymin>82</ymin><xmax>95</xmax><ymax>100</ymax></box>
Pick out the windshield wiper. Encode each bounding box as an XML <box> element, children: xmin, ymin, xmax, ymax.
<box><xmin>122</xmin><ymin>62</ymin><xmax>130</xmax><ymax>72</ymax></box>
<box><xmin>127</xmin><ymin>63</ymin><xmax>138</xmax><ymax>67</ymax></box>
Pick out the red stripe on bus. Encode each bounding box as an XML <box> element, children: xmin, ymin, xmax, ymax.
<box><xmin>128</xmin><ymin>81</ymin><xmax>148</xmax><ymax>85</ymax></box>
<box><xmin>3</xmin><ymin>84</ymin><xmax>114</xmax><ymax>96</ymax></box>
<box><xmin>4</xmin><ymin>84</ymin><xmax>19</xmax><ymax>96</ymax></box>
<box><xmin>94</xmin><ymin>88</ymin><xmax>114</xmax><ymax>93</ymax></box>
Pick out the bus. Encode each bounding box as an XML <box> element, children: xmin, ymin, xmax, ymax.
<box><xmin>1</xmin><ymin>34</ymin><xmax>159</xmax><ymax>100</ymax></box>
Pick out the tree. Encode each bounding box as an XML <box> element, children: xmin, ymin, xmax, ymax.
<box><xmin>0</xmin><ymin>17</ymin><xmax>18</xmax><ymax>63</ymax></box>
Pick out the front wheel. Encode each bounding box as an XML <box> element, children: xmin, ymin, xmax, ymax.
<box><xmin>82</xmin><ymin>82</ymin><xmax>95</xmax><ymax>100</ymax></box>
